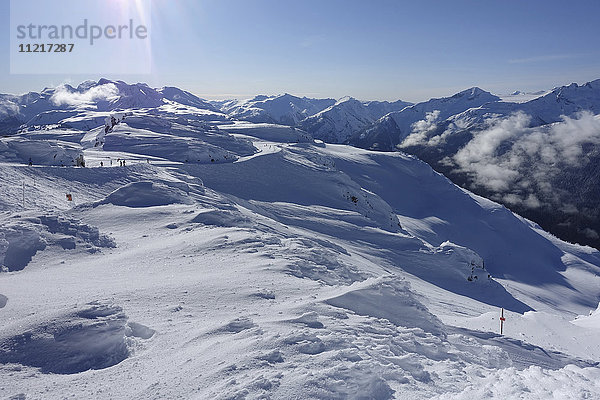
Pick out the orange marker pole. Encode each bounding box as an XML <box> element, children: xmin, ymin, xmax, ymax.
<box><xmin>500</xmin><ymin>307</ymin><xmax>506</xmax><ymax>335</ymax></box>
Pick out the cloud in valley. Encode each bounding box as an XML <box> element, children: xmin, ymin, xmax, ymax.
<box><xmin>453</xmin><ymin>111</ymin><xmax>600</xmax><ymax>207</ymax></box>
<box><xmin>401</xmin><ymin>110</ymin><xmax>441</xmax><ymax>147</ymax></box>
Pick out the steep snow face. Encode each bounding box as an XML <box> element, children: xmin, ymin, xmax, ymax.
<box><xmin>300</xmin><ymin>97</ymin><xmax>413</xmax><ymax>144</ymax></box>
<box><xmin>312</xmin><ymin>145</ymin><xmax>600</xmax><ymax>312</ymax></box>
<box><xmin>215</xmin><ymin>93</ymin><xmax>336</xmax><ymax>125</ymax></box>
<box><xmin>97</xmin><ymin>80</ymin><xmax>165</xmax><ymax>110</ymax></box>
<box><xmin>0</xmin><ymin>95</ymin><xmax>28</xmax><ymax>133</ymax></box>
<box><xmin>301</xmin><ymin>97</ymin><xmax>375</xmax><ymax>143</ymax></box>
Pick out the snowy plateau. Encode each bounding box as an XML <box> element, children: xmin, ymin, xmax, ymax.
<box><xmin>1</xmin><ymin>79</ymin><xmax>600</xmax><ymax>399</ymax></box>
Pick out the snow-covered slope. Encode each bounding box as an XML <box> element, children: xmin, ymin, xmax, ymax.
<box><xmin>214</xmin><ymin>93</ymin><xmax>336</xmax><ymax>125</ymax></box>
<box><xmin>300</xmin><ymin>97</ymin><xmax>412</xmax><ymax>143</ymax></box>
<box><xmin>2</xmin><ymin>97</ymin><xmax>600</xmax><ymax>398</ymax></box>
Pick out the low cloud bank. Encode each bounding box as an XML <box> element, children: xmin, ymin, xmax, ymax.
<box><xmin>452</xmin><ymin>111</ymin><xmax>600</xmax><ymax>208</ymax></box>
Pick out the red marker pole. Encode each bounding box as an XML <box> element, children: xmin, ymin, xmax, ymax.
<box><xmin>500</xmin><ymin>308</ymin><xmax>506</xmax><ymax>335</ymax></box>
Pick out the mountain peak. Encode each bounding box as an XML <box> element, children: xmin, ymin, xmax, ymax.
<box><xmin>335</xmin><ymin>96</ymin><xmax>356</xmax><ymax>104</ymax></box>
<box><xmin>97</xmin><ymin>78</ymin><xmax>115</xmax><ymax>86</ymax></box>
<box><xmin>457</xmin><ymin>87</ymin><xmax>488</xmax><ymax>97</ymax></box>
<box><xmin>450</xmin><ymin>87</ymin><xmax>500</xmax><ymax>102</ymax></box>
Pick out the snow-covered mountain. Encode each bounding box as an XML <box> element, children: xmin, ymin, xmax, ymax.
<box><xmin>0</xmin><ymin>79</ymin><xmax>229</xmax><ymax>134</ymax></box>
<box><xmin>0</xmin><ymin>89</ymin><xmax>69</xmax><ymax>133</ymax></box>
<box><xmin>299</xmin><ymin>97</ymin><xmax>413</xmax><ymax>143</ymax></box>
<box><xmin>212</xmin><ymin>94</ymin><xmax>412</xmax><ymax>143</ymax></box>
<box><xmin>352</xmin><ymin>80</ymin><xmax>600</xmax><ymax>151</ymax></box>
<box><xmin>363</xmin><ymin>99</ymin><xmax>414</xmax><ymax>118</ymax></box>
<box><xmin>350</xmin><ymin>79</ymin><xmax>600</xmax><ymax>250</ymax></box>
<box><xmin>158</xmin><ymin>86</ymin><xmax>219</xmax><ymax>111</ymax></box>
<box><xmin>438</xmin><ymin>79</ymin><xmax>600</xmax><ymax>133</ymax></box>
<box><xmin>2</xmin><ymin>80</ymin><xmax>600</xmax><ymax>398</ymax></box>
<box><xmin>213</xmin><ymin>93</ymin><xmax>336</xmax><ymax>125</ymax></box>
<box><xmin>350</xmin><ymin>87</ymin><xmax>501</xmax><ymax>150</ymax></box>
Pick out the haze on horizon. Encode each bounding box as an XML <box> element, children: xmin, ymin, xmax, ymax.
<box><xmin>1</xmin><ymin>0</ymin><xmax>599</xmax><ymax>103</ymax></box>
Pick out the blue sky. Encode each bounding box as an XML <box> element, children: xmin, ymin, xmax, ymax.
<box><xmin>2</xmin><ymin>0</ymin><xmax>599</xmax><ymax>102</ymax></box>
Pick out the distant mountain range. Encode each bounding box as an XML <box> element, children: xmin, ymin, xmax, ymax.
<box><xmin>210</xmin><ymin>94</ymin><xmax>412</xmax><ymax>142</ymax></box>
<box><xmin>299</xmin><ymin>97</ymin><xmax>413</xmax><ymax>143</ymax></box>
<box><xmin>2</xmin><ymin>78</ymin><xmax>600</xmax><ymax>250</ymax></box>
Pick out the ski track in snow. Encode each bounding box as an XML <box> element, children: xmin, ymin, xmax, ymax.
<box><xmin>1</xmin><ymin>86</ymin><xmax>600</xmax><ymax>399</ymax></box>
